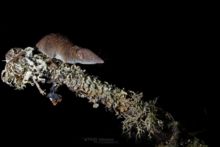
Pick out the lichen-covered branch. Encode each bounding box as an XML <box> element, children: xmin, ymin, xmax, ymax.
<box><xmin>1</xmin><ymin>47</ymin><xmax>207</xmax><ymax>146</ymax></box>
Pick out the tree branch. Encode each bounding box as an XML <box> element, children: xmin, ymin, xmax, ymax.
<box><xmin>1</xmin><ymin>47</ymin><xmax>207</xmax><ymax>146</ymax></box>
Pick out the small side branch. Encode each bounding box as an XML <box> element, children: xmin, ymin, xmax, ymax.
<box><xmin>32</xmin><ymin>77</ymin><xmax>46</xmax><ymax>95</ymax></box>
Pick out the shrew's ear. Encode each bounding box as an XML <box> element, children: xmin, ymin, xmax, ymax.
<box><xmin>76</xmin><ymin>48</ymin><xmax>104</xmax><ymax>64</ymax></box>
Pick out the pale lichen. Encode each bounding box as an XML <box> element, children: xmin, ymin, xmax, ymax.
<box><xmin>1</xmin><ymin>47</ymin><xmax>207</xmax><ymax>146</ymax></box>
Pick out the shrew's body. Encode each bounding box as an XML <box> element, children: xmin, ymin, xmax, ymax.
<box><xmin>36</xmin><ymin>33</ymin><xmax>104</xmax><ymax>64</ymax></box>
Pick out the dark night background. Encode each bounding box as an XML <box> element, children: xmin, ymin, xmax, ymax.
<box><xmin>0</xmin><ymin>4</ymin><xmax>209</xmax><ymax>146</ymax></box>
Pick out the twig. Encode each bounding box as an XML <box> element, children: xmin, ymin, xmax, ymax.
<box><xmin>32</xmin><ymin>77</ymin><xmax>46</xmax><ymax>95</ymax></box>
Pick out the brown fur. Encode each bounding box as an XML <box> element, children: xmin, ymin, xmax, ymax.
<box><xmin>36</xmin><ymin>33</ymin><xmax>104</xmax><ymax>64</ymax></box>
<box><xmin>36</xmin><ymin>33</ymin><xmax>76</xmax><ymax>63</ymax></box>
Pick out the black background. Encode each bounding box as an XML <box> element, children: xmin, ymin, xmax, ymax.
<box><xmin>0</xmin><ymin>3</ymin><xmax>209</xmax><ymax>145</ymax></box>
